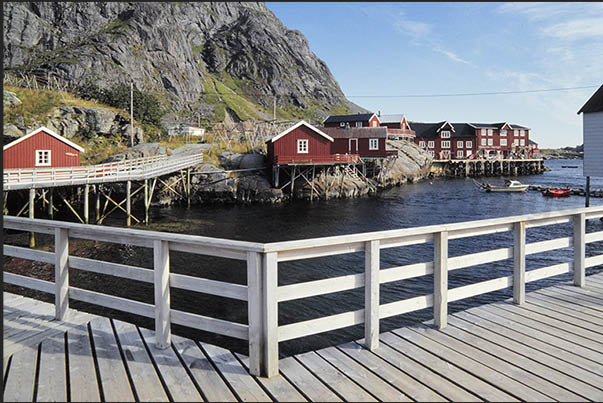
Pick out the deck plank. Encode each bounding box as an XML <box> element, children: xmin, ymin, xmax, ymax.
<box><xmin>337</xmin><ymin>342</ymin><xmax>447</xmax><ymax>402</ymax></box>
<box><xmin>278</xmin><ymin>356</ymin><xmax>343</xmax><ymax>402</ymax></box>
<box><xmin>113</xmin><ymin>320</ymin><xmax>169</xmax><ymax>402</ymax></box>
<box><xmin>2</xmin><ymin>346</ymin><xmax>38</xmax><ymax>402</ymax></box>
<box><xmin>138</xmin><ymin>327</ymin><xmax>202</xmax><ymax>402</ymax></box>
<box><xmin>200</xmin><ymin>342</ymin><xmax>272</xmax><ymax>402</ymax></box>
<box><xmin>237</xmin><ymin>352</ymin><xmax>307</xmax><ymax>402</ymax></box>
<box><xmin>379</xmin><ymin>332</ymin><xmax>490</xmax><ymax>401</ymax></box>
<box><xmin>67</xmin><ymin>323</ymin><xmax>102</xmax><ymax>402</ymax></box>
<box><xmin>315</xmin><ymin>346</ymin><xmax>410</xmax><ymax>402</ymax></box>
<box><xmin>89</xmin><ymin>317</ymin><xmax>135</xmax><ymax>402</ymax></box>
<box><xmin>294</xmin><ymin>351</ymin><xmax>377</xmax><ymax>402</ymax></box>
<box><xmin>172</xmin><ymin>334</ymin><xmax>237</xmax><ymax>402</ymax></box>
<box><xmin>543</xmin><ymin>286</ymin><xmax>603</xmax><ymax>312</ymax></box>
<box><xmin>532</xmin><ymin>288</ymin><xmax>603</xmax><ymax>318</ymax></box>
<box><xmin>3</xmin><ymin>299</ymin><xmax>55</xmax><ymax>337</ymax></box>
<box><xmin>528</xmin><ymin>292</ymin><xmax>603</xmax><ymax>323</ymax></box>
<box><xmin>36</xmin><ymin>332</ymin><xmax>67</xmax><ymax>402</ymax></box>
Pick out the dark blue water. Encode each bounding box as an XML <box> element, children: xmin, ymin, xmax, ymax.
<box><xmin>10</xmin><ymin>159</ymin><xmax>603</xmax><ymax>356</ymax></box>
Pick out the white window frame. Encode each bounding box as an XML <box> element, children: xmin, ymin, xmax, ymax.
<box><xmin>520</xmin><ymin>139</ymin><xmax>525</xmax><ymax>146</ymax></box>
<box><xmin>428</xmin><ymin>150</ymin><xmax>435</xmax><ymax>157</ymax></box>
<box><xmin>520</xmin><ymin>129</ymin><xmax>525</xmax><ymax>137</ymax></box>
<box><xmin>466</xmin><ymin>150</ymin><xmax>473</xmax><ymax>157</ymax></box>
<box><xmin>487</xmin><ymin>138</ymin><xmax>493</xmax><ymax>146</ymax></box>
<box><xmin>457</xmin><ymin>140</ymin><xmax>464</xmax><ymax>148</ymax></box>
<box><xmin>481</xmin><ymin>138</ymin><xmax>486</xmax><ymax>146</ymax></box>
<box><xmin>355</xmin><ymin>121</ymin><xmax>363</xmax><ymax>128</ymax></box>
<box><xmin>481</xmin><ymin>129</ymin><xmax>486</xmax><ymax>136</ymax></box>
<box><xmin>500</xmin><ymin>138</ymin><xmax>507</xmax><ymax>146</ymax></box>
<box><xmin>441</xmin><ymin>140</ymin><xmax>450</xmax><ymax>149</ymax></box>
<box><xmin>500</xmin><ymin>129</ymin><xmax>507</xmax><ymax>136</ymax></box>
<box><xmin>35</xmin><ymin>150</ymin><xmax>51</xmax><ymax>167</ymax></box>
<box><xmin>339</xmin><ymin>122</ymin><xmax>345</xmax><ymax>128</ymax></box>
<box><xmin>297</xmin><ymin>139</ymin><xmax>308</xmax><ymax>154</ymax></box>
<box><xmin>514</xmin><ymin>139</ymin><xmax>519</xmax><ymax>146</ymax></box>
<box><xmin>487</xmin><ymin>129</ymin><xmax>493</xmax><ymax>136</ymax></box>
<box><xmin>428</xmin><ymin>141</ymin><xmax>435</xmax><ymax>149</ymax></box>
<box><xmin>466</xmin><ymin>140</ymin><xmax>472</xmax><ymax>148</ymax></box>
<box><xmin>514</xmin><ymin>129</ymin><xmax>519</xmax><ymax>136</ymax></box>
<box><xmin>441</xmin><ymin>130</ymin><xmax>451</xmax><ymax>138</ymax></box>
<box><xmin>419</xmin><ymin>140</ymin><xmax>426</xmax><ymax>148</ymax></box>
<box><xmin>457</xmin><ymin>150</ymin><xmax>464</xmax><ymax>158</ymax></box>
<box><xmin>369</xmin><ymin>138</ymin><xmax>379</xmax><ymax>150</ymax></box>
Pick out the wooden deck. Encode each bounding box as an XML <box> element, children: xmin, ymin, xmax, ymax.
<box><xmin>4</xmin><ymin>271</ymin><xmax>603</xmax><ymax>402</ymax></box>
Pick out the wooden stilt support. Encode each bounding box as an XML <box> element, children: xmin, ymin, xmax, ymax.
<box><xmin>126</xmin><ymin>180</ymin><xmax>132</xmax><ymax>227</ymax></box>
<box><xmin>310</xmin><ymin>165</ymin><xmax>316</xmax><ymax>201</ymax></box>
<box><xmin>291</xmin><ymin>166</ymin><xmax>296</xmax><ymax>195</ymax></box>
<box><xmin>29</xmin><ymin>188</ymin><xmax>35</xmax><ymax>248</ymax></box>
<box><xmin>187</xmin><ymin>169</ymin><xmax>191</xmax><ymax>208</ymax></box>
<box><xmin>84</xmin><ymin>184</ymin><xmax>89</xmax><ymax>224</ymax></box>
<box><xmin>60</xmin><ymin>194</ymin><xmax>85</xmax><ymax>224</ymax></box>
<box><xmin>144</xmin><ymin>179</ymin><xmax>149</xmax><ymax>225</ymax></box>
<box><xmin>95</xmin><ymin>186</ymin><xmax>101</xmax><ymax>224</ymax></box>
<box><xmin>3</xmin><ymin>190</ymin><xmax>8</xmax><ymax>215</ymax></box>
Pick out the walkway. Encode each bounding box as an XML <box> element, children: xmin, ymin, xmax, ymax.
<box><xmin>4</xmin><ymin>271</ymin><xmax>603</xmax><ymax>402</ymax></box>
<box><xmin>3</xmin><ymin>153</ymin><xmax>203</xmax><ymax>190</ymax></box>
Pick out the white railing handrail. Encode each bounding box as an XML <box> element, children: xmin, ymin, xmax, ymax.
<box><xmin>3</xmin><ymin>205</ymin><xmax>603</xmax><ymax>378</ymax></box>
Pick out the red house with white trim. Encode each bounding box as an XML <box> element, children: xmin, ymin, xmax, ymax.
<box><xmin>3</xmin><ymin>126</ymin><xmax>85</xmax><ymax>169</ymax></box>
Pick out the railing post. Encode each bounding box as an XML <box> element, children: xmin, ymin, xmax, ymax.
<box><xmin>247</xmin><ymin>252</ymin><xmax>263</xmax><ymax>376</ymax></box>
<box><xmin>55</xmin><ymin>228</ymin><xmax>69</xmax><ymax>320</ymax></box>
<box><xmin>513</xmin><ymin>221</ymin><xmax>526</xmax><ymax>304</ymax></box>
<box><xmin>573</xmin><ymin>213</ymin><xmax>586</xmax><ymax>287</ymax></box>
<box><xmin>434</xmin><ymin>231</ymin><xmax>448</xmax><ymax>329</ymax></box>
<box><xmin>365</xmin><ymin>240</ymin><xmax>380</xmax><ymax>350</ymax></box>
<box><xmin>153</xmin><ymin>240</ymin><xmax>171</xmax><ymax>349</ymax></box>
<box><xmin>262</xmin><ymin>252</ymin><xmax>279</xmax><ymax>377</ymax></box>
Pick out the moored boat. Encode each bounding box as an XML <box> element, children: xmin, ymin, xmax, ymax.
<box><xmin>484</xmin><ymin>179</ymin><xmax>529</xmax><ymax>192</ymax></box>
<box><xmin>542</xmin><ymin>188</ymin><xmax>571</xmax><ymax>197</ymax></box>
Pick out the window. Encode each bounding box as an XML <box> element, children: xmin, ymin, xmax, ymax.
<box><xmin>500</xmin><ymin>138</ymin><xmax>507</xmax><ymax>146</ymax></box>
<box><xmin>428</xmin><ymin>150</ymin><xmax>435</xmax><ymax>157</ymax></box>
<box><xmin>466</xmin><ymin>150</ymin><xmax>473</xmax><ymax>157</ymax></box>
<box><xmin>457</xmin><ymin>140</ymin><xmax>464</xmax><ymax>148</ymax></box>
<box><xmin>441</xmin><ymin>140</ymin><xmax>450</xmax><ymax>148</ymax></box>
<box><xmin>487</xmin><ymin>138</ymin><xmax>493</xmax><ymax>146</ymax></box>
<box><xmin>441</xmin><ymin>130</ymin><xmax>451</xmax><ymax>138</ymax></box>
<box><xmin>297</xmin><ymin>139</ymin><xmax>308</xmax><ymax>154</ymax></box>
<box><xmin>419</xmin><ymin>140</ymin><xmax>426</xmax><ymax>148</ymax></box>
<box><xmin>355</xmin><ymin>121</ymin><xmax>362</xmax><ymax>128</ymax></box>
<box><xmin>36</xmin><ymin>150</ymin><xmax>51</xmax><ymax>166</ymax></box>
<box><xmin>369</xmin><ymin>138</ymin><xmax>379</xmax><ymax>150</ymax></box>
<box><xmin>457</xmin><ymin>150</ymin><xmax>464</xmax><ymax>158</ymax></box>
<box><xmin>371</xmin><ymin>120</ymin><xmax>378</xmax><ymax>127</ymax></box>
<box><xmin>514</xmin><ymin>139</ymin><xmax>519</xmax><ymax>146</ymax></box>
<box><xmin>500</xmin><ymin>129</ymin><xmax>507</xmax><ymax>136</ymax></box>
<box><xmin>466</xmin><ymin>141</ymin><xmax>472</xmax><ymax>148</ymax></box>
<box><xmin>520</xmin><ymin>139</ymin><xmax>525</xmax><ymax>146</ymax></box>
<box><xmin>481</xmin><ymin>129</ymin><xmax>486</xmax><ymax>136</ymax></box>
<box><xmin>520</xmin><ymin>129</ymin><xmax>525</xmax><ymax>137</ymax></box>
<box><xmin>481</xmin><ymin>138</ymin><xmax>486</xmax><ymax>146</ymax></box>
<box><xmin>428</xmin><ymin>141</ymin><xmax>435</xmax><ymax>148</ymax></box>
<box><xmin>487</xmin><ymin>129</ymin><xmax>493</xmax><ymax>136</ymax></box>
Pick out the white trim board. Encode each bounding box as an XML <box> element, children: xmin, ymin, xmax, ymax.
<box><xmin>271</xmin><ymin>121</ymin><xmax>334</xmax><ymax>143</ymax></box>
<box><xmin>4</xmin><ymin>126</ymin><xmax>85</xmax><ymax>153</ymax></box>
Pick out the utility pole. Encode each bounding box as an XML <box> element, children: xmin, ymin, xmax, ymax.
<box><xmin>130</xmin><ymin>80</ymin><xmax>134</xmax><ymax>147</ymax></box>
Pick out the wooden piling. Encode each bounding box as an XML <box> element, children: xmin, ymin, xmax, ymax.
<box><xmin>84</xmin><ymin>184</ymin><xmax>89</xmax><ymax>224</ymax></box>
<box><xmin>126</xmin><ymin>180</ymin><xmax>132</xmax><ymax>227</ymax></box>
<box><xmin>29</xmin><ymin>188</ymin><xmax>35</xmax><ymax>248</ymax></box>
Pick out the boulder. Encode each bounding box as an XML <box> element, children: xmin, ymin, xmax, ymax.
<box><xmin>3</xmin><ymin>90</ymin><xmax>21</xmax><ymax>107</ymax></box>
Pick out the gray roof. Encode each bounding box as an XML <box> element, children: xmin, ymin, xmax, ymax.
<box><xmin>323</xmin><ymin>113</ymin><xmax>376</xmax><ymax>124</ymax></box>
<box><xmin>321</xmin><ymin>126</ymin><xmax>388</xmax><ymax>139</ymax></box>
<box><xmin>378</xmin><ymin>114</ymin><xmax>404</xmax><ymax>124</ymax></box>
<box><xmin>578</xmin><ymin>84</ymin><xmax>603</xmax><ymax>114</ymax></box>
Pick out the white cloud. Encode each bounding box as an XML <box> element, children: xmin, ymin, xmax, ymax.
<box><xmin>433</xmin><ymin>48</ymin><xmax>471</xmax><ymax>65</ymax></box>
<box><xmin>542</xmin><ymin>18</ymin><xmax>603</xmax><ymax>40</ymax></box>
<box><xmin>392</xmin><ymin>11</ymin><xmax>432</xmax><ymax>40</ymax></box>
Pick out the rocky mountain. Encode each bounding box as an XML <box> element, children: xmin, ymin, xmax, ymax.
<box><xmin>3</xmin><ymin>2</ymin><xmax>366</xmax><ymax>126</ymax></box>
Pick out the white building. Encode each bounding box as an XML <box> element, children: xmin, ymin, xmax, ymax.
<box><xmin>578</xmin><ymin>84</ymin><xmax>603</xmax><ymax>178</ymax></box>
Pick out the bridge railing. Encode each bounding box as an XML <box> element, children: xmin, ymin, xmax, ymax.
<box><xmin>4</xmin><ymin>206</ymin><xmax>603</xmax><ymax>378</ymax></box>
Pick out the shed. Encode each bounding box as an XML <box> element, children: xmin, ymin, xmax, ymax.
<box><xmin>3</xmin><ymin>126</ymin><xmax>85</xmax><ymax>169</ymax></box>
<box><xmin>578</xmin><ymin>84</ymin><xmax>603</xmax><ymax>178</ymax></box>
<box><xmin>267</xmin><ymin>121</ymin><xmax>335</xmax><ymax>164</ymax></box>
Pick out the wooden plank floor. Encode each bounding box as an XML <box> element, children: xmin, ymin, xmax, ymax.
<box><xmin>4</xmin><ymin>272</ymin><xmax>603</xmax><ymax>402</ymax></box>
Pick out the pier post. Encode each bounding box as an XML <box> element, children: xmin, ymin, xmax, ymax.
<box><xmin>262</xmin><ymin>252</ymin><xmax>279</xmax><ymax>378</ymax></box>
<box><xmin>95</xmin><ymin>186</ymin><xmax>101</xmax><ymax>223</ymax></box>
<box><xmin>573</xmin><ymin>213</ymin><xmax>586</xmax><ymax>287</ymax></box>
<box><xmin>365</xmin><ymin>240</ymin><xmax>380</xmax><ymax>350</ymax></box>
<box><xmin>513</xmin><ymin>221</ymin><xmax>526</xmax><ymax>304</ymax></box>
<box><xmin>434</xmin><ymin>231</ymin><xmax>448</xmax><ymax>329</ymax></box>
<box><xmin>84</xmin><ymin>184</ymin><xmax>89</xmax><ymax>224</ymax></box>
<box><xmin>29</xmin><ymin>188</ymin><xmax>35</xmax><ymax>248</ymax></box>
<box><xmin>126</xmin><ymin>180</ymin><xmax>132</xmax><ymax>226</ymax></box>
<box><xmin>187</xmin><ymin>168</ymin><xmax>191</xmax><ymax>208</ymax></box>
<box><xmin>247</xmin><ymin>252</ymin><xmax>263</xmax><ymax>376</ymax></box>
<box><xmin>48</xmin><ymin>189</ymin><xmax>54</xmax><ymax>219</ymax></box>
<box><xmin>144</xmin><ymin>179</ymin><xmax>149</xmax><ymax>225</ymax></box>
<box><xmin>153</xmin><ymin>240</ymin><xmax>171</xmax><ymax>349</ymax></box>
<box><xmin>55</xmin><ymin>228</ymin><xmax>69</xmax><ymax>320</ymax></box>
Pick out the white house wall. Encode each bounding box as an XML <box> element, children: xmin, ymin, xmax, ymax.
<box><xmin>584</xmin><ymin>111</ymin><xmax>603</xmax><ymax>177</ymax></box>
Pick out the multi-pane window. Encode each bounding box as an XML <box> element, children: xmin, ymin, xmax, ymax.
<box><xmin>428</xmin><ymin>141</ymin><xmax>435</xmax><ymax>148</ymax></box>
<box><xmin>514</xmin><ymin>139</ymin><xmax>519</xmax><ymax>146</ymax></box>
<box><xmin>466</xmin><ymin>150</ymin><xmax>473</xmax><ymax>157</ymax></box>
<box><xmin>500</xmin><ymin>138</ymin><xmax>507</xmax><ymax>146</ymax></box>
<box><xmin>487</xmin><ymin>129</ymin><xmax>493</xmax><ymax>136</ymax></box>
<box><xmin>441</xmin><ymin>130</ymin><xmax>451</xmax><ymax>138</ymax></box>
<box><xmin>369</xmin><ymin>138</ymin><xmax>379</xmax><ymax>150</ymax></box>
<box><xmin>419</xmin><ymin>140</ymin><xmax>426</xmax><ymax>148</ymax></box>
<box><xmin>457</xmin><ymin>150</ymin><xmax>464</xmax><ymax>158</ymax></box>
<box><xmin>514</xmin><ymin>129</ymin><xmax>519</xmax><ymax>136</ymax></box>
<box><xmin>466</xmin><ymin>141</ymin><xmax>472</xmax><ymax>148</ymax></box>
<box><xmin>520</xmin><ymin>139</ymin><xmax>525</xmax><ymax>146</ymax></box>
<box><xmin>441</xmin><ymin>140</ymin><xmax>450</xmax><ymax>148</ymax></box>
<box><xmin>297</xmin><ymin>139</ymin><xmax>308</xmax><ymax>153</ymax></box>
<box><xmin>481</xmin><ymin>129</ymin><xmax>487</xmax><ymax>136</ymax></box>
<box><xmin>457</xmin><ymin>141</ymin><xmax>464</xmax><ymax>148</ymax></box>
<box><xmin>36</xmin><ymin>150</ymin><xmax>51</xmax><ymax>166</ymax></box>
<box><xmin>355</xmin><ymin>121</ymin><xmax>363</xmax><ymax>128</ymax></box>
<box><xmin>487</xmin><ymin>138</ymin><xmax>493</xmax><ymax>146</ymax></box>
<box><xmin>520</xmin><ymin>130</ymin><xmax>525</xmax><ymax>136</ymax></box>
<box><xmin>481</xmin><ymin>138</ymin><xmax>486</xmax><ymax>146</ymax></box>
<box><xmin>500</xmin><ymin>129</ymin><xmax>507</xmax><ymax>136</ymax></box>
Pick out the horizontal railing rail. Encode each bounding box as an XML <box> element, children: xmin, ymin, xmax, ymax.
<box><xmin>4</xmin><ymin>205</ymin><xmax>603</xmax><ymax>378</ymax></box>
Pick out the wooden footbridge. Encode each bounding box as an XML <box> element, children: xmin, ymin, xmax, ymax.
<box><xmin>4</xmin><ymin>206</ymin><xmax>603</xmax><ymax>401</ymax></box>
<box><xmin>3</xmin><ymin>153</ymin><xmax>203</xmax><ymax>230</ymax></box>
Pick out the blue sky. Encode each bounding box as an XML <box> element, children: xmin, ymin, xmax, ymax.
<box><xmin>265</xmin><ymin>2</ymin><xmax>603</xmax><ymax>148</ymax></box>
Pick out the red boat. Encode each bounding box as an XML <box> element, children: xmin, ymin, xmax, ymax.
<box><xmin>542</xmin><ymin>188</ymin><xmax>571</xmax><ymax>197</ymax></box>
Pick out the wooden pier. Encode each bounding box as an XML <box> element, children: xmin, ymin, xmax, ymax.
<box><xmin>431</xmin><ymin>158</ymin><xmax>545</xmax><ymax>177</ymax></box>
<box><xmin>4</xmin><ymin>206</ymin><xmax>603</xmax><ymax>401</ymax></box>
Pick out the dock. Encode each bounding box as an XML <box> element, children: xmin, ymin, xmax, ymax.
<box><xmin>431</xmin><ymin>158</ymin><xmax>545</xmax><ymax>177</ymax></box>
<box><xmin>4</xmin><ymin>206</ymin><xmax>603</xmax><ymax>401</ymax></box>
<box><xmin>4</xmin><ymin>273</ymin><xmax>603</xmax><ymax>402</ymax></box>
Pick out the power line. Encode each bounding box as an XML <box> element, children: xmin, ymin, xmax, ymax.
<box><xmin>343</xmin><ymin>85</ymin><xmax>600</xmax><ymax>98</ymax></box>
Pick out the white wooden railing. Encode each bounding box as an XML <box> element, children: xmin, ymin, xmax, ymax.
<box><xmin>4</xmin><ymin>206</ymin><xmax>603</xmax><ymax>378</ymax></box>
<box><xmin>3</xmin><ymin>153</ymin><xmax>203</xmax><ymax>190</ymax></box>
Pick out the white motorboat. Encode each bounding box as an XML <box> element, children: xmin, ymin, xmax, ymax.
<box><xmin>484</xmin><ymin>179</ymin><xmax>529</xmax><ymax>192</ymax></box>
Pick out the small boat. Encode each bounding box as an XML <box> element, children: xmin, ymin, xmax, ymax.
<box><xmin>542</xmin><ymin>188</ymin><xmax>571</xmax><ymax>197</ymax></box>
<box><xmin>561</xmin><ymin>165</ymin><xmax>578</xmax><ymax>168</ymax></box>
<box><xmin>484</xmin><ymin>179</ymin><xmax>529</xmax><ymax>192</ymax></box>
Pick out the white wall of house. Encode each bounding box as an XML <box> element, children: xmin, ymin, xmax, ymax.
<box><xmin>583</xmin><ymin>111</ymin><xmax>603</xmax><ymax>177</ymax></box>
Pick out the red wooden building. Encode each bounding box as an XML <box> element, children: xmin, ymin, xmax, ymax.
<box><xmin>323</xmin><ymin>113</ymin><xmax>381</xmax><ymax>128</ymax></box>
<box><xmin>266</xmin><ymin>121</ymin><xmax>359</xmax><ymax>164</ymax></box>
<box><xmin>377</xmin><ymin>113</ymin><xmax>416</xmax><ymax>140</ymax></box>
<box><xmin>3</xmin><ymin>126</ymin><xmax>85</xmax><ymax>169</ymax></box>
<box><xmin>321</xmin><ymin>127</ymin><xmax>396</xmax><ymax>158</ymax></box>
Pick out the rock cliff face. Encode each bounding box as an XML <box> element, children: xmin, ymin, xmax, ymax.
<box><xmin>3</xmin><ymin>2</ymin><xmax>365</xmax><ymax>124</ymax></box>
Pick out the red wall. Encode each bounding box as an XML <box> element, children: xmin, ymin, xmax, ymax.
<box><xmin>3</xmin><ymin>131</ymin><xmax>81</xmax><ymax>169</ymax></box>
<box><xmin>332</xmin><ymin>138</ymin><xmax>389</xmax><ymax>157</ymax></box>
<box><xmin>271</xmin><ymin>125</ymin><xmax>332</xmax><ymax>160</ymax></box>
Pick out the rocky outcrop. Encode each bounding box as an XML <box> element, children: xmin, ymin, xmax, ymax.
<box><xmin>3</xmin><ymin>90</ymin><xmax>21</xmax><ymax>107</ymax></box>
<box><xmin>4</xmin><ymin>2</ymin><xmax>366</xmax><ymax>123</ymax></box>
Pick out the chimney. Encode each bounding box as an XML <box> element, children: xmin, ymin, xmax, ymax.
<box><xmin>378</xmin><ymin>110</ymin><xmax>381</xmax><ymax>117</ymax></box>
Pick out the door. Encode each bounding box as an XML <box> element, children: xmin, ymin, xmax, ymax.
<box><xmin>349</xmin><ymin>138</ymin><xmax>358</xmax><ymax>154</ymax></box>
